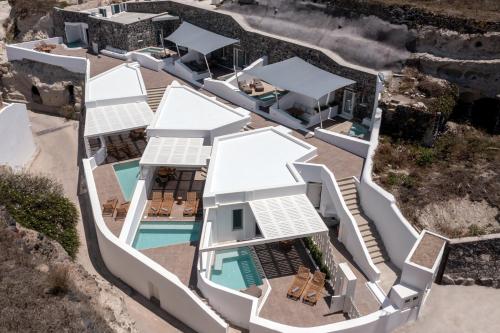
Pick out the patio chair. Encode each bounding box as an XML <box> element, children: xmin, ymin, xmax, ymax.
<box><xmin>183</xmin><ymin>192</ymin><xmax>199</xmax><ymax>217</ymax></box>
<box><xmin>148</xmin><ymin>191</ymin><xmax>163</xmax><ymax>216</ymax></box>
<box><xmin>302</xmin><ymin>271</ymin><xmax>326</xmax><ymax>306</ymax></box>
<box><xmin>102</xmin><ymin>198</ymin><xmax>118</xmax><ymax>216</ymax></box>
<box><xmin>253</xmin><ymin>79</ymin><xmax>264</xmax><ymax>92</ymax></box>
<box><xmin>115</xmin><ymin>202</ymin><xmax>130</xmax><ymax>219</ymax></box>
<box><xmin>238</xmin><ymin>81</ymin><xmax>252</xmax><ymax>94</ymax></box>
<box><xmin>159</xmin><ymin>192</ymin><xmax>174</xmax><ymax>216</ymax></box>
<box><xmin>286</xmin><ymin>266</ymin><xmax>310</xmax><ymax>300</ymax></box>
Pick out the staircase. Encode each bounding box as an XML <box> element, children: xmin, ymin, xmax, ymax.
<box><xmin>146</xmin><ymin>87</ymin><xmax>166</xmax><ymax>111</ymax></box>
<box><xmin>337</xmin><ymin>177</ymin><xmax>389</xmax><ymax>264</ymax></box>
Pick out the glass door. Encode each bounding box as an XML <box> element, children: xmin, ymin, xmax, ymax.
<box><xmin>341</xmin><ymin>90</ymin><xmax>356</xmax><ymax>119</ymax></box>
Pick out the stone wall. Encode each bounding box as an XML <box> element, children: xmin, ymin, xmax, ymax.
<box><xmin>51</xmin><ymin>1</ymin><xmax>379</xmax><ymax>118</ymax></box>
<box><xmin>52</xmin><ymin>8</ymin><xmax>90</xmax><ymax>42</ymax></box>
<box><xmin>1</xmin><ymin>59</ymin><xmax>85</xmax><ymax>119</ymax></box>
<box><xmin>325</xmin><ymin>0</ymin><xmax>500</xmax><ymax>34</ymax></box>
<box><xmin>438</xmin><ymin>233</ymin><xmax>500</xmax><ymax>288</ymax></box>
<box><xmin>125</xmin><ymin>1</ymin><xmax>378</xmax><ymax>120</ymax></box>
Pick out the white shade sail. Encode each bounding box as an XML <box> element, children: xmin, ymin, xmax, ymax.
<box><xmin>84</xmin><ymin>101</ymin><xmax>153</xmax><ymax>138</ymax></box>
<box><xmin>140</xmin><ymin>137</ymin><xmax>211</xmax><ymax>167</ymax></box>
<box><xmin>244</xmin><ymin>57</ymin><xmax>356</xmax><ymax>100</ymax></box>
<box><xmin>249</xmin><ymin>194</ymin><xmax>328</xmax><ymax>240</ymax></box>
<box><xmin>166</xmin><ymin>22</ymin><xmax>239</xmax><ymax>55</ymax></box>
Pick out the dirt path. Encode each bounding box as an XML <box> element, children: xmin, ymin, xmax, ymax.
<box><xmin>28</xmin><ymin>111</ymin><xmax>190</xmax><ymax>333</ymax></box>
<box><xmin>396</xmin><ymin>283</ymin><xmax>500</xmax><ymax>333</ymax></box>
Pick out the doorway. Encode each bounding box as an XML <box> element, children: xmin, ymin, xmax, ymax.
<box><xmin>341</xmin><ymin>90</ymin><xmax>356</xmax><ymax>119</ymax></box>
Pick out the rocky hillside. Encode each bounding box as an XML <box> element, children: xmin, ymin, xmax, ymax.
<box><xmin>0</xmin><ymin>207</ymin><xmax>137</xmax><ymax>333</ymax></box>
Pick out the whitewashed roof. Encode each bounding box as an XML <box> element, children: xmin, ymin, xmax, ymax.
<box><xmin>249</xmin><ymin>194</ymin><xmax>328</xmax><ymax>240</ymax></box>
<box><xmin>205</xmin><ymin>128</ymin><xmax>316</xmax><ymax>195</ymax></box>
<box><xmin>84</xmin><ymin>101</ymin><xmax>153</xmax><ymax>138</ymax></box>
<box><xmin>149</xmin><ymin>81</ymin><xmax>249</xmax><ymax>131</ymax></box>
<box><xmin>244</xmin><ymin>57</ymin><xmax>355</xmax><ymax>100</ymax></box>
<box><xmin>140</xmin><ymin>137</ymin><xmax>211</xmax><ymax>167</ymax></box>
<box><xmin>166</xmin><ymin>22</ymin><xmax>238</xmax><ymax>55</ymax></box>
<box><xmin>87</xmin><ymin>63</ymin><xmax>146</xmax><ymax>103</ymax></box>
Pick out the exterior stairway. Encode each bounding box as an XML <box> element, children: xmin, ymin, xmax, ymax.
<box><xmin>146</xmin><ymin>87</ymin><xmax>166</xmax><ymax>111</ymax></box>
<box><xmin>337</xmin><ymin>177</ymin><xmax>389</xmax><ymax>264</ymax></box>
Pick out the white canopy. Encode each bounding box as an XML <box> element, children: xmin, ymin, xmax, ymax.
<box><xmin>244</xmin><ymin>57</ymin><xmax>356</xmax><ymax>100</ymax></box>
<box><xmin>249</xmin><ymin>194</ymin><xmax>328</xmax><ymax>240</ymax></box>
<box><xmin>140</xmin><ymin>137</ymin><xmax>212</xmax><ymax>167</ymax></box>
<box><xmin>166</xmin><ymin>22</ymin><xmax>239</xmax><ymax>55</ymax></box>
<box><xmin>84</xmin><ymin>101</ymin><xmax>153</xmax><ymax>138</ymax></box>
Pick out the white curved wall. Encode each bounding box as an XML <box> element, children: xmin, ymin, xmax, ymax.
<box><xmin>357</xmin><ymin>109</ymin><xmax>419</xmax><ymax>269</ymax></box>
<box><xmin>82</xmin><ymin>158</ymin><xmax>228</xmax><ymax>333</ymax></box>
<box><xmin>0</xmin><ymin>103</ymin><xmax>36</xmax><ymax>170</ymax></box>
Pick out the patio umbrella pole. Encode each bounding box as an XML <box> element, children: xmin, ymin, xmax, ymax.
<box><xmin>160</xmin><ymin>30</ymin><xmax>166</xmax><ymax>56</ymax></box>
<box><xmin>234</xmin><ymin>65</ymin><xmax>239</xmax><ymax>86</ymax></box>
<box><xmin>175</xmin><ymin>43</ymin><xmax>180</xmax><ymax>57</ymax></box>
<box><xmin>274</xmin><ymin>88</ymin><xmax>280</xmax><ymax>109</ymax></box>
<box><xmin>204</xmin><ymin>54</ymin><xmax>212</xmax><ymax>78</ymax></box>
<box><xmin>318</xmin><ymin>100</ymin><xmax>323</xmax><ymax>128</ymax></box>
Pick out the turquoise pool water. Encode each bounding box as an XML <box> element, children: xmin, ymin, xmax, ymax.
<box><xmin>253</xmin><ymin>90</ymin><xmax>287</xmax><ymax>102</ymax></box>
<box><xmin>113</xmin><ymin>160</ymin><xmax>140</xmax><ymax>201</ymax></box>
<box><xmin>138</xmin><ymin>47</ymin><xmax>164</xmax><ymax>54</ymax></box>
<box><xmin>210</xmin><ymin>247</ymin><xmax>263</xmax><ymax>290</ymax></box>
<box><xmin>348</xmin><ymin>123</ymin><xmax>369</xmax><ymax>138</ymax></box>
<box><xmin>132</xmin><ymin>222</ymin><xmax>201</xmax><ymax>250</ymax></box>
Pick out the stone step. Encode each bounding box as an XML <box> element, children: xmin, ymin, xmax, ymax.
<box><xmin>370</xmin><ymin>250</ymin><xmax>385</xmax><ymax>260</ymax></box>
<box><xmin>367</xmin><ymin>243</ymin><xmax>383</xmax><ymax>254</ymax></box>
<box><xmin>341</xmin><ymin>187</ymin><xmax>357</xmax><ymax>196</ymax></box>
<box><xmin>372</xmin><ymin>255</ymin><xmax>387</xmax><ymax>264</ymax></box>
<box><xmin>347</xmin><ymin>204</ymin><xmax>359</xmax><ymax>211</ymax></box>
<box><xmin>337</xmin><ymin>177</ymin><xmax>355</xmax><ymax>184</ymax></box>
<box><xmin>350</xmin><ymin>208</ymin><xmax>361</xmax><ymax>215</ymax></box>
<box><xmin>339</xmin><ymin>183</ymin><xmax>356</xmax><ymax>192</ymax></box>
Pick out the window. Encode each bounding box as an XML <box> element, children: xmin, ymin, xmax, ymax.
<box><xmin>232</xmin><ymin>209</ymin><xmax>243</xmax><ymax>230</ymax></box>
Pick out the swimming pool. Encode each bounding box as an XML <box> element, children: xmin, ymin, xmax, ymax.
<box><xmin>253</xmin><ymin>90</ymin><xmax>287</xmax><ymax>102</ymax></box>
<box><xmin>138</xmin><ymin>47</ymin><xmax>164</xmax><ymax>54</ymax></box>
<box><xmin>132</xmin><ymin>222</ymin><xmax>201</xmax><ymax>250</ymax></box>
<box><xmin>348</xmin><ymin>123</ymin><xmax>369</xmax><ymax>139</ymax></box>
<box><xmin>210</xmin><ymin>247</ymin><xmax>263</xmax><ymax>290</ymax></box>
<box><xmin>113</xmin><ymin>160</ymin><xmax>140</xmax><ymax>201</ymax></box>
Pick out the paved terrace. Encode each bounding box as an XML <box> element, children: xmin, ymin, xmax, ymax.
<box><xmin>74</xmin><ymin>44</ymin><xmax>372</xmax><ymax>326</ymax></box>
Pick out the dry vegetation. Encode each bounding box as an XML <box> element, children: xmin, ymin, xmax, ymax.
<box><xmin>374</xmin><ymin>123</ymin><xmax>500</xmax><ymax>238</ymax></box>
<box><xmin>368</xmin><ymin>0</ymin><xmax>500</xmax><ymax>22</ymax></box>
<box><xmin>0</xmin><ymin>227</ymin><xmax>114</xmax><ymax>333</ymax></box>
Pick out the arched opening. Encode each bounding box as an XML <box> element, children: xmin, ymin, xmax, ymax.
<box><xmin>31</xmin><ymin>85</ymin><xmax>42</xmax><ymax>104</ymax></box>
<box><xmin>67</xmin><ymin>85</ymin><xmax>75</xmax><ymax>105</ymax></box>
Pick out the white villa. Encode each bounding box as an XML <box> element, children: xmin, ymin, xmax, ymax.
<box><xmin>79</xmin><ymin>63</ymin><xmax>447</xmax><ymax>333</ymax></box>
<box><xmin>4</xmin><ymin>5</ymin><xmax>449</xmax><ymax>333</ymax></box>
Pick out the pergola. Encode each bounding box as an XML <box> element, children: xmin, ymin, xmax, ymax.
<box><xmin>83</xmin><ymin>101</ymin><xmax>154</xmax><ymax>157</ymax></box>
<box><xmin>244</xmin><ymin>57</ymin><xmax>355</xmax><ymax>127</ymax></box>
<box><xmin>166</xmin><ymin>22</ymin><xmax>239</xmax><ymax>78</ymax></box>
<box><xmin>139</xmin><ymin>137</ymin><xmax>212</xmax><ymax>169</ymax></box>
<box><xmin>200</xmin><ymin>194</ymin><xmax>328</xmax><ymax>253</ymax></box>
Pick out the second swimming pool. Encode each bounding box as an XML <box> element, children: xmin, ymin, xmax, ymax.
<box><xmin>132</xmin><ymin>222</ymin><xmax>201</xmax><ymax>250</ymax></box>
<box><xmin>113</xmin><ymin>159</ymin><xmax>140</xmax><ymax>201</ymax></box>
<box><xmin>210</xmin><ymin>247</ymin><xmax>263</xmax><ymax>290</ymax></box>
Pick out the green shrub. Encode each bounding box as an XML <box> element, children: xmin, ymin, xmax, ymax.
<box><xmin>0</xmin><ymin>171</ymin><xmax>79</xmax><ymax>257</ymax></box>
<box><xmin>468</xmin><ymin>224</ymin><xmax>485</xmax><ymax>237</ymax></box>
<box><xmin>416</xmin><ymin>147</ymin><xmax>435</xmax><ymax>166</ymax></box>
<box><xmin>303</xmin><ymin>237</ymin><xmax>331</xmax><ymax>280</ymax></box>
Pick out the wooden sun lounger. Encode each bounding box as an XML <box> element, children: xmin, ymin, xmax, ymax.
<box><xmin>183</xmin><ymin>192</ymin><xmax>199</xmax><ymax>216</ymax></box>
<box><xmin>302</xmin><ymin>271</ymin><xmax>326</xmax><ymax>305</ymax></box>
<box><xmin>286</xmin><ymin>266</ymin><xmax>310</xmax><ymax>300</ymax></box>
<box><xmin>159</xmin><ymin>192</ymin><xmax>174</xmax><ymax>216</ymax></box>
<box><xmin>115</xmin><ymin>202</ymin><xmax>130</xmax><ymax>219</ymax></box>
<box><xmin>148</xmin><ymin>191</ymin><xmax>163</xmax><ymax>217</ymax></box>
<box><xmin>253</xmin><ymin>79</ymin><xmax>264</xmax><ymax>92</ymax></box>
<box><xmin>102</xmin><ymin>198</ymin><xmax>118</xmax><ymax>216</ymax></box>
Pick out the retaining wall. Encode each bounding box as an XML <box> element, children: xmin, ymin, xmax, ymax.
<box><xmin>438</xmin><ymin>233</ymin><xmax>500</xmax><ymax>288</ymax></box>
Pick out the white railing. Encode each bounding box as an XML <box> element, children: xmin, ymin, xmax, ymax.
<box><xmin>294</xmin><ymin>162</ymin><xmax>380</xmax><ymax>282</ymax></box>
<box><xmin>358</xmin><ymin>109</ymin><xmax>419</xmax><ymax>269</ymax></box>
<box><xmin>311</xmin><ymin>232</ymin><xmax>338</xmax><ymax>279</ymax></box>
<box><xmin>314</xmin><ymin>128</ymin><xmax>370</xmax><ymax>158</ymax></box>
<box><xmin>82</xmin><ymin>158</ymin><xmax>229</xmax><ymax>333</ymax></box>
<box><xmin>7</xmin><ymin>37</ymin><xmax>88</xmax><ymax>73</ymax></box>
